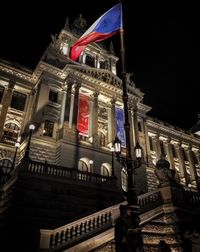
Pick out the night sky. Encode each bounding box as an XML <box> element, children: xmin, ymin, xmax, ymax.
<box><xmin>0</xmin><ymin>1</ymin><xmax>199</xmax><ymax>131</ymax></box>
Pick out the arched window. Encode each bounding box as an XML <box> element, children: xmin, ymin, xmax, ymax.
<box><xmin>0</xmin><ymin>159</ymin><xmax>13</xmax><ymax>183</ymax></box>
<box><xmin>101</xmin><ymin>163</ymin><xmax>111</xmax><ymax>177</ymax></box>
<box><xmin>121</xmin><ymin>168</ymin><xmax>128</xmax><ymax>192</ymax></box>
<box><xmin>3</xmin><ymin>122</ymin><xmax>20</xmax><ymax>144</ymax></box>
<box><xmin>78</xmin><ymin>158</ymin><xmax>90</xmax><ymax>181</ymax></box>
<box><xmin>78</xmin><ymin>159</ymin><xmax>89</xmax><ymax>172</ymax></box>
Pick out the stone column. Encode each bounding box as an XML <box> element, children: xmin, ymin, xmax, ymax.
<box><xmin>164</xmin><ymin>138</ymin><xmax>175</xmax><ymax>170</ymax></box>
<box><xmin>143</xmin><ymin>118</ymin><xmax>151</xmax><ymax>163</ymax></box>
<box><xmin>69</xmin><ymin>81</ymin><xmax>80</xmax><ymax>129</ymax></box>
<box><xmin>152</xmin><ymin>134</ymin><xmax>161</xmax><ymax>161</ymax></box>
<box><xmin>0</xmin><ymin>79</ymin><xmax>15</xmax><ymax>142</ymax></box>
<box><xmin>176</xmin><ymin>143</ymin><xmax>188</xmax><ymax>185</ymax></box>
<box><xmin>107</xmin><ymin>98</ymin><xmax>116</xmax><ymax>145</ymax></box>
<box><xmin>59</xmin><ymin>88</ymin><xmax>67</xmax><ymax>128</ymax></box>
<box><xmin>21</xmin><ymin>89</ymin><xmax>36</xmax><ymax>132</ymax></box>
<box><xmin>90</xmin><ymin>92</ymin><xmax>99</xmax><ymax>146</ymax></box>
<box><xmin>188</xmin><ymin>148</ymin><xmax>198</xmax><ymax>188</ymax></box>
<box><xmin>64</xmin><ymin>80</ymin><xmax>72</xmax><ymax>127</ymax></box>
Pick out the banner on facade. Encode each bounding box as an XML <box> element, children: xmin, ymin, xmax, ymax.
<box><xmin>77</xmin><ymin>94</ymin><xmax>89</xmax><ymax>135</ymax></box>
<box><xmin>115</xmin><ymin>107</ymin><xmax>126</xmax><ymax>147</ymax></box>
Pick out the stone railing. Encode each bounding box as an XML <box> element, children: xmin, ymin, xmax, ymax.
<box><xmin>39</xmin><ymin>189</ymin><xmax>165</xmax><ymax>251</ymax></box>
<box><xmin>39</xmin><ymin>202</ymin><xmax>122</xmax><ymax>251</ymax></box>
<box><xmin>138</xmin><ymin>189</ymin><xmax>162</xmax><ymax>213</ymax></box>
<box><xmin>24</xmin><ymin>159</ymin><xmax>114</xmax><ymax>184</ymax></box>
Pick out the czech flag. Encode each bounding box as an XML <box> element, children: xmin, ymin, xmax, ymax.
<box><xmin>70</xmin><ymin>3</ymin><xmax>122</xmax><ymax>61</ymax></box>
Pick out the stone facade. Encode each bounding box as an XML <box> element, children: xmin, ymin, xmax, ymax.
<box><xmin>1</xmin><ymin>17</ymin><xmax>200</xmax><ymax>195</ymax></box>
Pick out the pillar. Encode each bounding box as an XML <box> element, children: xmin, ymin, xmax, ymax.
<box><xmin>0</xmin><ymin>79</ymin><xmax>15</xmax><ymax>142</ymax></box>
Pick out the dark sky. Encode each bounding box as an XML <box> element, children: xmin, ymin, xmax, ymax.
<box><xmin>0</xmin><ymin>1</ymin><xmax>199</xmax><ymax>130</ymax></box>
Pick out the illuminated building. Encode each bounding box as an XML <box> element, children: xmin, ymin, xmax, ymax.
<box><xmin>0</xmin><ymin>16</ymin><xmax>200</xmax><ymax>251</ymax></box>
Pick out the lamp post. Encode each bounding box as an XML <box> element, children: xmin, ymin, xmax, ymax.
<box><xmin>25</xmin><ymin>124</ymin><xmax>35</xmax><ymax>159</ymax></box>
<box><xmin>111</xmin><ymin>146</ymin><xmax>115</xmax><ymax>176</ymax></box>
<box><xmin>12</xmin><ymin>142</ymin><xmax>20</xmax><ymax>170</ymax></box>
<box><xmin>114</xmin><ymin>25</ymin><xmax>144</xmax><ymax>250</ymax></box>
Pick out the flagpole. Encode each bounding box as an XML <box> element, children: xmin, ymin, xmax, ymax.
<box><xmin>119</xmin><ymin>27</ymin><xmax>134</xmax><ymax>190</ymax></box>
<box><xmin>118</xmin><ymin>3</ymin><xmax>144</xmax><ymax>251</ymax></box>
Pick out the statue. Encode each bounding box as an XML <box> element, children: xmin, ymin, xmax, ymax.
<box><xmin>155</xmin><ymin>154</ymin><xmax>175</xmax><ymax>186</ymax></box>
<box><xmin>126</xmin><ymin>73</ymin><xmax>135</xmax><ymax>87</ymax></box>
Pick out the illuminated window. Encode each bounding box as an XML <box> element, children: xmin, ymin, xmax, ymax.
<box><xmin>0</xmin><ymin>86</ymin><xmax>4</xmax><ymax>103</ymax></box>
<box><xmin>78</xmin><ymin>160</ymin><xmax>89</xmax><ymax>172</ymax></box>
<box><xmin>49</xmin><ymin>90</ymin><xmax>58</xmax><ymax>103</ymax></box>
<box><xmin>10</xmin><ymin>91</ymin><xmax>26</xmax><ymax>111</ymax></box>
<box><xmin>101</xmin><ymin>164</ymin><xmax>110</xmax><ymax>176</ymax></box>
<box><xmin>3</xmin><ymin>123</ymin><xmax>20</xmax><ymax>144</ymax></box>
<box><xmin>121</xmin><ymin>168</ymin><xmax>128</xmax><ymax>192</ymax></box>
<box><xmin>43</xmin><ymin>120</ymin><xmax>54</xmax><ymax>137</ymax></box>
<box><xmin>78</xmin><ymin>159</ymin><xmax>89</xmax><ymax>180</ymax></box>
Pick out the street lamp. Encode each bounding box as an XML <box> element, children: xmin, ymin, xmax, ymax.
<box><xmin>25</xmin><ymin>124</ymin><xmax>35</xmax><ymax>159</ymax></box>
<box><xmin>111</xmin><ymin>146</ymin><xmax>115</xmax><ymax>177</ymax></box>
<box><xmin>113</xmin><ymin>137</ymin><xmax>144</xmax><ymax>250</ymax></box>
<box><xmin>11</xmin><ymin>136</ymin><xmax>21</xmax><ymax>170</ymax></box>
<box><xmin>113</xmin><ymin>136</ymin><xmax>142</xmax><ymax>193</ymax></box>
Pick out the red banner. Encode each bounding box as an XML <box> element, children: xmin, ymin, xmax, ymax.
<box><xmin>77</xmin><ymin>94</ymin><xmax>89</xmax><ymax>135</ymax></box>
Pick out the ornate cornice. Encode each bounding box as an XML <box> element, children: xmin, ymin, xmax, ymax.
<box><xmin>147</xmin><ymin>118</ymin><xmax>200</xmax><ymax>145</ymax></box>
<box><xmin>38</xmin><ymin>62</ymin><xmax>70</xmax><ymax>80</ymax></box>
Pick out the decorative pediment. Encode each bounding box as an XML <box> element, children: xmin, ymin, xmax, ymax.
<box><xmin>68</xmin><ymin>65</ymin><xmax>122</xmax><ymax>88</ymax></box>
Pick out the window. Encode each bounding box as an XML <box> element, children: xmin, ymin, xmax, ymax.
<box><xmin>149</xmin><ymin>136</ymin><xmax>154</xmax><ymax>151</ymax></box>
<box><xmin>192</xmin><ymin>151</ymin><xmax>198</xmax><ymax>164</ymax></box>
<box><xmin>0</xmin><ymin>159</ymin><xmax>12</xmax><ymax>174</ymax></box>
<box><xmin>49</xmin><ymin>90</ymin><xmax>58</xmax><ymax>103</ymax></box>
<box><xmin>78</xmin><ymin>160</ymin><xmax>89</xmax><ymax>172</ymax></box>
<box><xmin>85</xmin><ymin>55</ymin><xmax>95</xmax><ymax>67</ymax></box>
<box><xmin>160</xmin><ymin>141</ymin><xmax>165</xmax><ymax>155</ymax></box>
<box><xmin>0</xmin><ymin>159</ymin><xmax>13</xmax><ymax>184</ymax></box>
<box><xmin>101</xmin><ymin>164</ymin><xmax>110</xmax><ymax>176</ymax></box>
<box><xmin>99</xmin><ymin>60</ymin><xmax>109</xmax><ymax>69</ymax></box>
<box><xmin>10</xmin><ymin>91</ymin><xmax>26</xmax><ymax>111</ymax></box>
<box><xmin>3</xmin><ymin>123</ymin><xmax>20</xmax><ymax>143</ymax></box>
<box><xmin>138</xmin><ymin>122</ymin><xmax>142</xmax><ymax>132</ymax></box>
<box><xmin>43</xmin><ymin>120</ymin><xmax>54</xmax><ymax>137</ymax></box>
<box><xmin>172</xmin><ymin>145</ymin><xmax>177</xmax><ymax>158</ymax></box>
<box><xmin>0</xmin><ymin>86</ymin><xmax>4</xmax><ymax>103</ymax></box>
<box><xmin>182</xmin><ymin>148</ymin><xmax>188</xmax><ymax>161</ymax></box>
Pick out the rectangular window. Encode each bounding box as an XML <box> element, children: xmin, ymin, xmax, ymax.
<box><xmin>0</xmin><ymin>86</ymin><xmax>4</xmax><ymax>103</ymax></box>
<box><xmin>149</xmin><ymin>136</ymin><xmax>154</xmax><ymax>151</ymax></box>
<box><xmin>85</xmin><ymin>55</ymin><xmax>95</xmax><ymax>67</ymax></box>
<box><xmin>10</xmin><ymin>91</ymin><xmax>26</xmax><ymax>111</ymax></box>
<box><xmin>138</xmin><ymin>122</ymin><xmax>142</xmax><ymax>132</ymax></box>
<box><xmin>49</xmin><ymin>90</ymin><xmax>58</xmax><ymax>103</ymax></box>
<box><xmin>192</xmin><ymin>151</ymin><xmax>198</xmax><ymax>164</ymax></box>
<box><xmin>43</xmin><ymin>120</ymin><xmax>54</xmax><ymax>137</ymax></box>
<box><xmin>172</xmin><ymin>145</ymin><xmax>177</xmax><ymax>158</ymax></box>
<box><xmin>182</xmin><ymin>148</ymin><xmax>188</xmax><ymax>161</ymax></box>
<box><xmin>160</xmin><ymin>140</ymin><xmax>165</xmax><ymax>155</ymax></box>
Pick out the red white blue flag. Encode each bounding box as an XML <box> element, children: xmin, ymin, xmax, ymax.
<box><xmin>71</xmin><ymin>3</ymin><xmax>122</xmax><ymax>61</ymax></box>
